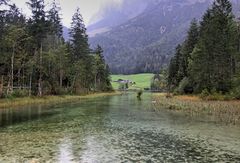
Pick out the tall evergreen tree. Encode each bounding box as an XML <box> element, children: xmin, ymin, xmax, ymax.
<box><xmin>47</xmin><ymin>0</ymin><xmax>62</xmax><ymax>39</ymax></box>
<box><xmin>27</xmin><ymin>0</ymin><xmax>48</xmax><ymax>96</ymax></box>
<box><xmin>168</xmin><ymin>45</ymin><xmax>182</xmax><ymax>90</ymax></box>
<box><xmin>69</xmin><ymin>8</ymin><xmax>92</xmax><ymax>93</ymax></box>
<box><xmin>94</xmin><ymin>45</ymin><xmax>112</xmax><ymax>91</ymax></box>
<box><xmin>180</xmin><ymin>19</ymin><xmax>199</xmax><ymax>78</ymax></box>
<box><xmin>189</xmin><ymin>0</ymin><xmax>237</xmax><ymax>93</ymax></box>
<box><xmin>45</xmin><ymin>0</ymin><xmax>65</xmax><ymax>92</ymax></box>
<box><xmin>70</xmin><ymin>8</ymin><xmax>89</xmax><ymax>60</ymax></box>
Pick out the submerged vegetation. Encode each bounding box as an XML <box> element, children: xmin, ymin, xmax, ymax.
<box><xmin>153</xmin><ymin>94</ymin><xmax>240</xmax><ymax>125</ymax></box>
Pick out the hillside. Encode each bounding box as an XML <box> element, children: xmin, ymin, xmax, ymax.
<box><xmin>89</xmin><ymin>0</ymin><xmax>238</xmax><ymax>74</ymax></box>
<box><xmin>87</xmin><ymin>0</ymin><xmax>149</xmax><ymax>37</ymax></box>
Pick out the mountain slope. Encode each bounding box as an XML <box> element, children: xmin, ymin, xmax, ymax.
<box><xmin>87</xmin><ymin>0</ymin><xmax>149</xmax><ymax>37</ymax></box>
<box><xmin>90</xmin><ymin>0</ymin><xmax>214</xmax><ymax>74</ymax></box>
<box><xmin>89</xmin><ymin>0</ymin><xmax>239</xmax><ymax>74</ymax></box>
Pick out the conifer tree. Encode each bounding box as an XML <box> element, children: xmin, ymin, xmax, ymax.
<box><xmin>94</xmin><ymin>45</ymin><xmax>112</xmax><ymax>91</ymax></box>
<box><xmin>69</xmin><ymin>8</ymin><xmax>92</xmax><ymax>93</ymax></box>
<box><xmin>189</xmin><ymin>0</ymin><xmax>237</xmax><ymax>93</ymax></box>
<box><xmin>27</xmin><ymin>0</ymin><xmax>47</xmax><ymax>96</ymax></box>
<box><xmin>168</xmin><ymin>45</ymin><xmax>182</xmax><ymax>89</ymax></box>
<box><xmin>47</xmin><ymin>0</ymin><xmax>62</xmax><ymax>40</ymax></box>
<box><xmin>180</xmin><ymin>19</ymin><xmax>199</xmax><ymax>78</ymax></box>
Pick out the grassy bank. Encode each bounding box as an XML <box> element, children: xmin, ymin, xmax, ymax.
<box><xmin>0</xmin><ymin>92</ymin><xmax>120</xmax><ymax>109</ymax></box>
<box><xmin>111</xmin><ymin>73</ymin><xmax>154</xmax><ymax>90</ymax></box>
<box><xmin>152</xmin><ymin>93</ymin><xmax>240</xmax><ymax>125</ymax></box>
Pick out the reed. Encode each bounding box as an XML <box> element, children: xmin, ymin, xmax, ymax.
<box><xmin>0</xmin><ymin>92</ymin><xmax>120</xmax><ymax>109</ymax></box>
<box><xmin>152</xmin><ymin>94</ymin><xmax>240</xmax><ymax>125</ymax></box>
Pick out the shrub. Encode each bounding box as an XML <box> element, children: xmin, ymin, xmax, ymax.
<box><xmin>200</xmin><ymin>89</ymin><xmax>210</xmax><ymax>99</ymax></box>
<box><xmin>175</xmin><ymin>78</ymin><xmax>193</xmax><ymax>95</ymax></box>
<box><xmin>200</xmin><ymin>89</ymin><xmax>233</xmax><ymax>101</ymax></box>
<box><xmin>11</xmin><ymin>89</ymin><xmax>29</xmax><ymax>98</ymax></box>
<box><xmin>231</xmin><ymin>86</ymin><xmax>240</xmax><ymax>100</ymax></box>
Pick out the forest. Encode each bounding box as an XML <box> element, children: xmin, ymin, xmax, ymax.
<box><xmin>167</xmin><ymin>0</ymin><xmax>240</xmax><ymax>99</ymax></box>
<box><xmin>0</xmin><ymin>0</ymin><xmax>112</xmax><ymax>98</ymax></box>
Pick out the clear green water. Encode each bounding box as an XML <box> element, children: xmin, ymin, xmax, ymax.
<box><xmin>0</xmin><ymin>93</ymin><xmax>240</xmax><ymax>162</ymax></box>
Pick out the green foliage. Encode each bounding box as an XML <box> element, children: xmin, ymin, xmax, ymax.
<box><xmin>189</xmin><ymin>0</ymin><xmax>237</xmax><ymax>93</ymax></box>
<box><xmin>177</xmin><ymin>77</ymin><xmax>191</xmax><ymax>95</ymax></box>
<box><xmin>0</xmin><ymin>1</ymin><xmax>112</xmax><ymax>98</ymax></box>
<box><xmin>90</xmin><ymin>1</ymin><xmax>213</xmax><ymax>74</ymax></box>
<box><xmin>231</xmin><ymin>86</ymin><xmax>240</xmax><ymax>100</ymax></box>
<box><xmin>180</xmin><ymin>19</ymin><xmax>199</xmax><ymax>77</ymax></box>
<box><xmin>151</xmin><ymin>70</ymin><xmax>167</xmax><ymax>91</ymax></box>
<box><xmin>200</xmin><ymin>89</ymin><xmax>211</xmax><ymax>99</ymax></box>
<box><xmin>168</xmin><ymin>45</ymin><xmax>183</xmax><ymax>90</ymax></box>
<box><xmin>168</xmin><ymin>0</ymin><xmax>240</xmax><ymax>99</ymax></box>
<box><xmin>199</xmin><ymin>88</ymin><xmax>234</xmax><ymax>101</ymax></box>
<box><xmin>93</xmin><ymin>45</ymin><xmax>113</xmax><ymax>92</ymax></box>
<box><xmin>11</xmin><ymin>89</ymin><xmax>29</xmax><ymax>98</ymax></box>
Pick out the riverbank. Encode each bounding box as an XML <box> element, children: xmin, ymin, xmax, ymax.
<box><xmin>0</xmin><ymin>92</ymin><xmax>120</xmax><ymax>109</ymax></box>
<box><xmin>152</xmin><ymin>93</ymin><xmax>240</xmax><ymax>125</ymax></box>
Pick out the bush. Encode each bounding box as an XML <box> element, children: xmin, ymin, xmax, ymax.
<box><xmin>178</xmin><ymin>78</ymin><xmax>188</xmax><ymax>94</ymax></box>
<box><xmin>176</xmin><ymin>78</ymin><xmax>193</xmax><ymax>94</ymax></box>
<box><xmin>231</xmin><ymin>86</ymin><xmax>240</xmax><ymax>100</ymax></box>
<box><xmin>200</xmin><ymin>89</ymin><xmax>233</xmax><ymax>101</ymax></box>
<box><xmin>11</xmin><ymin>89</ymin><xmax>29</xmax><ymax>98</ymax></box>
<box><xmin>200</xmin><ymin>89</ymin><xmax>211</xmax><ymax>99</ymax></box>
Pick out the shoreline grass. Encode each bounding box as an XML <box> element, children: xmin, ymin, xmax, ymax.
<box><xmin>0</xmin><ymin>92</ymin><xmax>120</xmax><ymax>109</ymax></box>
<box><xmin>152</xmin><ymin>93</ymin><xmax>240</xmax><ymax>125</ymax></box>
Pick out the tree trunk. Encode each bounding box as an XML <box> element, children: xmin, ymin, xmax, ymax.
<box><xmin>38</xmin><ymin>43</ymin><xmax>43</xmax><ymax>97</ymax></box>
<box><xmin>7</xmin><ymin>72</ymin><xmax>11</xmax><ymax>95</ymax></box>
<box><xmin>71</xmin><ymin>75</ymin><xmax>77</xmax><ymax>94</ymax></box>
<box><xmin>60</xmin><ymin>69</ymin><xmax>63</xmax><ymax>88</ymax></box>
<box><xmin>0</xmin><ymin>76</ymin><xmax>3</xmax><ymax>97</ymax></box>
<box><xmin>17</xmin><ymin>68</ymin><xmax>21</xmax><ymax>89</ymax></box>
<box><xmin>95</xmin><ymin>74</ymin><xmax>97</xmax><ymax>91</ymax></box>
<box><xmin>29</xmin><ymin>72</ymin><xmax>32</xmax><ymax>97</ymax></box>
<box><xmin>10</xmin><ymin>45</ymin><xmax>15</xmax><ymax>94</ymax></box>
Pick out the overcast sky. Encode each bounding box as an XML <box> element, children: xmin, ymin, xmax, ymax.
<box><xmin>10</xmin><ymin>0</ymin><xmax>122</xmax><ymax>27</ymax></box>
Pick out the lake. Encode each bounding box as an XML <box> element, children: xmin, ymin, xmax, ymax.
<box><xmin>0</xmin><ymin>93</ymin><xmax>240</xmax><ymax>162</ymax></box>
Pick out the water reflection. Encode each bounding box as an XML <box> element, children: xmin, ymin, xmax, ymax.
<box><xmin>0</xmin><ymin>105</ymin><xmax>59</xmax><ymax>127</ymax></box>
<box><xmin>0</xmin><ymin>93</ymin><xmax>240</xmax><ymax>162</ymax></box>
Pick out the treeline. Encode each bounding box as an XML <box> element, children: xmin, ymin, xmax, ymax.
<box><xmin>0</xmin><ymin>0</ymin><xmax>112</xmax><ymax>98</ymax></box>
<box><xmin>167</xmin><ymin>0</ymin><xmax>240</xmax><ymax>98</ymax></box>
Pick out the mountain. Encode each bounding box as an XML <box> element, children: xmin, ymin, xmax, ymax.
<box><xmin>89</xmin><ymin>0</ymin><xmax>239</xmax><ymax>74</ymax></box>
<box><xmin>87</xmin><ymin>0</ymin><xmax>149</xmax><ymax>37</ymax></box>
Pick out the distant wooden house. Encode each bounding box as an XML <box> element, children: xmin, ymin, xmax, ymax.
<box><xmin>113</xmin><ymin>79</ymin><xmax>136</xmax><ymax>90</ymax></box>
<box><xmin>114</xmin><ymin>79</ymin><xmax>135</xmax><ymax>84</ymax></box>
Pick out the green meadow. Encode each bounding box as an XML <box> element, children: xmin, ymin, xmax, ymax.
<box><xmin>111</xmin><ymin>73</ymin><xmax>154</xmax><ymax>90</ymax></box>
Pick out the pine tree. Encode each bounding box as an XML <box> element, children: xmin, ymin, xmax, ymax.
<box><xmin>69</xmin><ymin>8</ymin><xmax>92</xmax><ymax>93</ymax></box>
<box><xmin>27</xmin><ymin>0</ymin><xmax>48</xmax><ymax>96</ymax></box>
<box><xmin>45</xmin><ymin>0</ymin><xmax>65</xmax><ymax>92</ymax></box>
<box><xmin>189</xmin><ymin>0</ymin><xmax>237</xmax><ymax>93</ymax></box>
<box><xmin>180</xmin><ymin>19</ymin><xmax>199</xmax><ymax>78</ymax></box>
<box><xmin>94</xmin><ymin>45</ymin><xmax>112</xmax><ymax>91</ymax></box>
<box><xmin>168</xmin><ymin>45</ymin><xmax>182</xmax><ymax>90</ymax></box>
<box><xmin>47</xmin><ymin>0</ymin><xmax>62</xmax><ymax>40</ymax></box>
<box><xmin>70</xmin><ymin>8</ymin><xmax>89</xmax><ymax>60</ymax></box>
